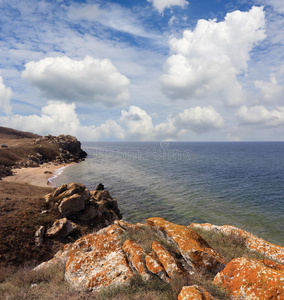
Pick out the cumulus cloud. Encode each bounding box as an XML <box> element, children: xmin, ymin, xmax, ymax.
<box><xmin>148</xmin><ymin>0</ymin><xmax>189</xmax><ymax>14</ymax></box>
<box><xmin>0</xmin><ymin>102</ymin><xmax>224</xmax><ymax>141</ymax></box>
<box><xmin>255</xmin><ymin>73</ymin><xmax>284</xmax><ymax>103</ymax></box>
<box><xmin>22</xmin><ymin>56</ymin><xmax>130</xmax><ymax>106</ymax></box>
<box><xmin>161</xmin><ymin>6</ymin><xmax>266</xmax><ymax>106</ymax></box>
<box><xmin>236</xmin><ymin>105</ymin><xmax>284</xmax><ymax>126</ymax></box>
<box><xmin>0</xmin><ymin>75</ymin><xmax>12</xmax><ymax>115</ymax></box>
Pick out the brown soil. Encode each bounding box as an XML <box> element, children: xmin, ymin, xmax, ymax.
<box><xmin>0</xmin><ymin>181</ymin><xmax>66</xmax><ymax>266</ymax></box>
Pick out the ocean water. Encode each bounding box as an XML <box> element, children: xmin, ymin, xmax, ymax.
<box><xmin>52</xmin><ymin>142</ymin><xmax>284</xmax><ymax>246</ymax></box>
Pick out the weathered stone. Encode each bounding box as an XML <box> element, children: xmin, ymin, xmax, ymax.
<box><xmin>115</xmin><ymin>220</ymin><xmax>144</xmax><ymax>233</ymax></box>
<box><xmin>58</xmin><ymin>192</ymin><xmax>89</xmax><ymax>217</ymax></box>
<box><xmin>46</xmin><ymin>218</ymin><xmax>77</xmax><ymax>238</ymax></box>
<box><xmin>65</xmin><ymin>224</ymin><xmax>133</xmax><ymax>291</ymax></box>
<box><xmin>190</xmin><ymin>223</ymin><xmax>284</xmax><ymax>264</ymax></box>
<box><xmin>77</xmin><ymin>205</ymin><xmax>98</xmax><ymax>222</ymax></box>
<box><xmin>213</xmin><ymin>257</ymin><xmax>284</xmax><ymax>300</ymax></box>
<box><xmin>152</xmin><ymin>241</ymin><xmax>187</xmax><ymax>279</ymax></box>
<box><xmin>147</xmin><ymin>218</ymin><xmax>226</xmax><ymax>274</ymax></box>
<box><xmin>145</xmin><ymin>251</ymin><xmax>170</xmax><ymax>283</ymax></box>
<box><xmin>53</xmin><ymin>184</ymin><xmax>68</xmax><ymax>197</ymax></box>
<box><xmin>123</xmin><ymin>239</ymin><xmax>150</xmax><ymax>280</ymax></box>
<box><xmin>35</xmin><ymin>225</ymin><xmax>45</xmax><ymax>246</ymax></box>
<box><xmin>178</xmin><ymin>285</ymin><xmax>217</xmax><ymax>300</ymax></box>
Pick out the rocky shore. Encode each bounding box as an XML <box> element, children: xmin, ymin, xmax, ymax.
<box><xmin>0</xmin><ymin>128</ymin><xmax>283</xmax><ymax>299</ymax></box>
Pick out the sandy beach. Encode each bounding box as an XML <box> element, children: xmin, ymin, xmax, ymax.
<box><xmin>2</xmin><ymin>163</ymin><xmax>72</xmax><ymax>187</ymax></box>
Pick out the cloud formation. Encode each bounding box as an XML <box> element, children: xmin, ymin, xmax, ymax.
<box><xmin>0</xmin><ymin>102</ymin><xmax>224</xmax><ymax>141</ymax></box>
<box><xmin>22</xmin><ymin>56</ymin><xmax>130</xmax><ymax>106</ymax></box>
<box><xmin>255</xmin><ymin>73</ymin><xmax>284</xmax><ymax>103</ymax></box>
<box><xmin>0</xmin><ymin>76</ymin><xmax>12</xmax><ymax>115</ymax></box>
<box><xmin>148</xmin><ymin>0</ymin><xmax>189</xmax><ymax>14</ymax></box>
<box><xmin>161</xmin><ymin>6</ymin><xmax>266</xmax><ymax>106</ymax></box>
<box><xmin>237</xmin><ymin>105</ymin><xmax>284</xmax><ymax>127</ymax></box>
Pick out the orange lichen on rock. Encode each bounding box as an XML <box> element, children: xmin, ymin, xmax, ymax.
<box><xmin>65</xmin><ymin>224</ymin><xmax>133</xmax><ymax>291</ymax></box>
<box><xmin>213</xmin><ymin>257</ymin><xmax>284</xmax><ymax>300</ymax></box>
<box><xmin>145</xmin><ymin>251</ymin><xmax>170</xmax><ymax>283</ymax></box>
<box><xmin>122</xmin><ymin>239</ymin><xmax>150</xmax><ymax>280</ymax></box>
<box><xmin>147</xmin><ymin>217</ymin><xmax>226</xmax><ymax>274</ymax></box>
<box><xmin>152</xmin><ymin>240</ymin><xmax>187</xmax><ymax>279</ymax></box>
<box><xmin>190</xmin><ymin>223</ymin><xmax>284</xmax><ymax>264</ymax></box>
<box><xmin>178</xmin><ymin>285</ymin><xmax>217</xmax><ymax>300</ymax></box>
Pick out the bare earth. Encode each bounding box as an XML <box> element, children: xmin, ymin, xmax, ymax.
<box><xmin>2</xmin><ymin>163</ymin><xmax>71</xmax><ymax>187</ymax></box>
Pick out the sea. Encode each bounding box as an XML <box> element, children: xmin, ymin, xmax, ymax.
<box><xmin>51</xmin><ymin>142</ymin><xmax>284</xmax><ymax>246</ymax></box>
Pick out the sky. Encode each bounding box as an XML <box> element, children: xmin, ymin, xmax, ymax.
<box><xmin>0</xmin><ymin>0</ymin><xmax>283</xmax><ymax>141</ymax></box>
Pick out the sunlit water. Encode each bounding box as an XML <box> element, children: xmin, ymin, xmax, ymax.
<box><xmin>52</xmin><ymin>142</ymin><xmax>284</xmax><ymax>246</ymax></box>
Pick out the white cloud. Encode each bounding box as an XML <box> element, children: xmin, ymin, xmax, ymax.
<box><xmin>161</xmin><ymin>6</ymin><xmax>266</xmax><ymax>106</ymax></box>
<box><xmin>148</xmin><ymin>0</ymin><xmax>189</xmax><ymax>14</ymax></box>
<box><xmin>236</xmin><ymin>105</ymin><xmax>284</xmax><ymax>126</ymax></box>
<box><xmin>0</xmin><ymin>102</ymin><xmax>224</xmax><ymax>141</ymax></box>
<box><xmin>0</xmin><ymin>75</ymin><xmax>12</xmax><ymax>115</ymax></box>
<box><xmin>172</xmin><ymin>106</ymin><xmax>224</xmax><ymax>133</ymax></box>
<box><xmin>255</xmin><ymin>73</ymin><xmax>284</xmax><ymax>103</ymax></box>
<box><xmin>22</xmin><ymin>56</ymin><xmax>130</xmax><ymax>106</ymax></box>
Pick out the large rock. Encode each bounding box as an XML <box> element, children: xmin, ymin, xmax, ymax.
<box><xmin>213</xmin><ymin>257</ymin><xmax>284</xmax><ymax>299</ymax></box>
<box><xmin>147</xmin><ymin>218</ymin><xmax>227</xmax><ymax>274</ymax></box>
<box><xmin>46</xmin><ymin>218</ymin><xmax>77</xmax><ymax>238</ymax></box>
<box><xmin>190</xmin><ymin>223</ymin><xmax>284</xmax><ymax>264</ymax></box>
<box><xmin>145</xmin><ymin>251</ymin><xmax>170</xmax><ymax>283</ymax></box>
<box><xmin>59</xmin><ymin>192</ymin><xmax>89</xmax><ymax>217</ymax></box>
<box><xmin>65</xmin><ymin>224</ymin><xmax>133</xmax><ymax>291</ymax></box>
<box><xmin>178</xmin><ymin>285</ymin><xmax>217</xmax><ymax>300</ymax></box>
<box><xmin>123</xmin><ymin>239</ymin><xmax>150</xmax><ymax>280</ymax></box>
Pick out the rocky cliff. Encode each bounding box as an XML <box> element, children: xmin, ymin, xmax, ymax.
<box><xmin>0</xmin><ymin>127</ymin><xmax>87</xmax><ymax>179</ymax></box>
<box><xmin>34</xmin><ymin>186</ymin><xmax>284</xmax><ymax>300</ymax></box>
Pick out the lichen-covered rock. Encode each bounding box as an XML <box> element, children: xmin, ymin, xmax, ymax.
<box><xmin>145</xmin><ymin>251</ymin><xmax>170</xmax><ymax>283</ymax></box>
<box><xmin>147</xmin><ymin>218</ymin><xmax>226</xmax><ymax>274</ymax></box>
<box><xmin>178</xmin><ymin>285</ymin><xmax>217</xmax><ymax>300</ymax></box>
<box><xmin>123</xmin><ymin>239</ymin><xmax>150</xmax><ymax>280</ymax></box>
<box><xmin>213</xmin><ymin>257</ymin><xmax>284</xmax><ymax>300</ymax></box>
<box><xmin>46</xmin><ymin>218</ymin><xmax>77</xmax><ymax>238</ymax></box>
<box><xmin>190</xmin><ymin>223</ymin><xmax>284</xmax><ymax>264</ymax></box>
<box><xmin>65</xmin><ymin>224</ymin><xmax>133</xmax><ymax>291</ymax></box>
<box><xmin>152</xmin><ymin>241</ymin><xmax>187</xmax><ymax>278</ymax></box>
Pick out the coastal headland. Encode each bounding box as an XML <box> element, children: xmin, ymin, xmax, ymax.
<box><xmin>0</xmin><ymin>127</ymin><xmax>283</xmax><ymax>299</ymax></box>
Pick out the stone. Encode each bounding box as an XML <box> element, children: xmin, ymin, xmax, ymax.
<box><xmin>147</xmin><ymin>218</ymin><xmax>226</xmax><ymax>274</ymax></box>
<box><xmin>77</xmin><ymin>205</ymin><xmax>98</xmax><ymax>222</ymax></box>
<box><xmin>123</xmin><ymin>239</ymin><xmax>150</xmax><ymax>280</ymax></box>
<box><xmin>145</xmin><ymin>251</ymin><xmax>170</xmax><ymax>283</ymax></box>
<box><xmin>65</xmin><ymin>224</ymin><xmax>133</xmax><ymax>291</ymax></box>
<box><xmin>96</xmin><ymin>183</ymin><xmax>104</xmax><ymax>191</ymax></box>
<box><xmin>190</xmin><ymin>223</ymin><xmax>284</xmax><ymax>264</ymax></box>
<box><xmin>35</xmin><ymin>225</ymin><xmax>45</xmax><ymax>246</ymax></box>
<box><xmin>213</xmin><ymin>257</ymin><xmax>284</xmax><ymax>300</ymax></box>
<box><xmin>178</xmin><ymin>285</ymin><xmax>217</xmax><ymax>300</ymax></box>
<box><xmin>58</xmin><ymin>192</ymin><xmax>89</xmax><ymax>217</ymax></box>
<box><xmin>46</xmin><ymin>218</ymin><xmax>77</xmax><ymax>238</ymax></box>
<box><xmin>152</xmin><ymin>241</ymin><xmax>187</xmax><ymax>279</ymax></box>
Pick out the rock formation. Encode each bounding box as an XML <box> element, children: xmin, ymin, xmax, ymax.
<box><xmin>35</xmin><ymin>183</ymin><xmax>122</xmax><ymax>245</ymax></box>
<box><xmin>33</xmin><ymin>201</ymin><xmax>284</xmax><ymax>299</ymax></box>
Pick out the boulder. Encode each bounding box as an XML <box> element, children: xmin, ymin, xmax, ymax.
<box><xmin>178</xmin><ymin>285</ymin><xmax>217</xmax><ymax>300</ymax></box>
<box><xmin>46</xmin><ymin>218</ymin><xmax>77</xmax><ymax>238</ymax></box>
<box><xmin>152</xmin><ymin>241</ymin><xmax>187</xmax><ymax>279</ymax></box>
<box><xmin>213</xmin><ymin>257</ymin><xmax>284</xmax><ymax>299</ymax></box>
<box><xmin>96</xmin><ymin>183</ymin><xmax>104</xmax><ymax>191</ymax></box>
<box><xmin>147</xmin><ymin>218</ymin><xmax>227</xmax><ymax>274</ymax></box>
<box><xmin>65</xmin><ymin>224</ymin><xmax>133</xmax><ymax>291</ymax></box>
<box><xmin>190</xmin><ymin>223</ymin><xmax>284</xmax><ymax>264</ymax></box>
<box><xmin>35</xmin><ymin>225</ymin><xmax>45</xmax><ymax>247</ymax></box>
<box><xmin>123</xmin><ymin>239</ymin><xmax>150</xmax><ymax>280</ymax></box>
<box><xmin>145</xmin><ymin>251</ymin><xmax>170</xmax><ymax>283</ymax></box>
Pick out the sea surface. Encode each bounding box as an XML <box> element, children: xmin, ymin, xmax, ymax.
<box><xmin>52</xmin><ymin>142</ymin><xmax>284</xmax><ymax>246</ymax></box>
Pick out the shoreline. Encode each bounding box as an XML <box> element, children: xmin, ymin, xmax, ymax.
<box><xmin>2</xmin><ymin>162</ymin><xmax>74</xmax><ymax>188</ymax></box>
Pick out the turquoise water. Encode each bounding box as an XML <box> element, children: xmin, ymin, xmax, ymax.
<box><xmin>52</xmin><ymin>142</ymin><xmax>284</xmax><ymax>246</ymax></box>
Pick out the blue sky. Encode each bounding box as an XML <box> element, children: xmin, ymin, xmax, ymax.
<box><xmin>0</xmin><ymin>0</ymin><xmax>283</xmax><ymax>141</ymax></box>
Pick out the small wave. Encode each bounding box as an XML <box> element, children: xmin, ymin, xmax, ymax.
<box><xmin>47</xmin><ymin>165</ymin><xmax>71</xmax><ymax>187</ymax></box>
